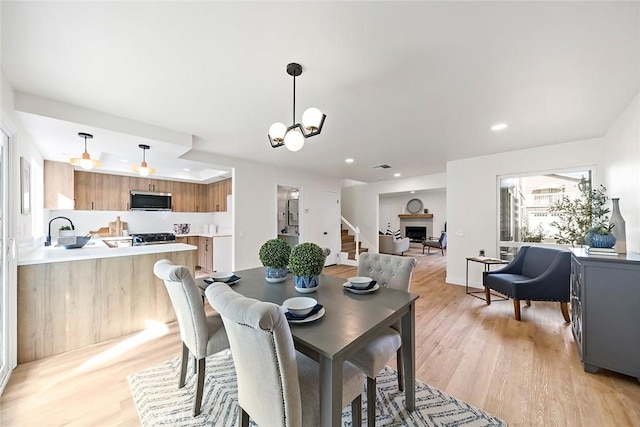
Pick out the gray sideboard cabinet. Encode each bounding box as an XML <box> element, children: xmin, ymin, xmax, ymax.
<box><xmin>570</xmin><ymin>248</ymin><xmax>640</xmax><ymax>379</ymax></box>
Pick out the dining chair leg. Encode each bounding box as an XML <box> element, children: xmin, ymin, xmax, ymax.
<box><xmin>193</xmin><ymin>356</ymin><xmax>197</xmax><ymax>374</ymax></box>
<box><xmin>485</xmin><ymin>286</ymin><xmax>491</xmax><ymax>305</ymax></box>
<box><xmin>396</xmin><ymin>347</ymin><xmax>404</xmax><ymax>392</ymax></box>
<box><xmin>193</xmin><ymin>358</ymin><xmax>206</xmax><ymax>416</ymax></box>
<box><xmin>179</xmin><ymin>342</ymin><xmax>189</xmax><ymax>388</ymax></box>
<box><xmin>351</xmin><ymin>394</ymin><xmax>362</xmax><ymax>426</ymax></box>
<box><xmin>367</xmin><ymin>376</ymin><xmax>376</xmax><ymax>427</ymax></box>
<box><xmin>238</xmin><ymin>407</ymin><xmax>250</xmax><ymax>427</ymax></box>
<box><xmin>513</xmin><ymin>299</ymin><xmax>521</xmax><ymax>321</ymax></box>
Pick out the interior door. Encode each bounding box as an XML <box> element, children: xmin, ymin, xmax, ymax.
<box><xmin>321</xmin><ymin>191</ymin><xmax>340</xmax><ymax>266</ymax></box>
<box><xmin>0</xmin><ymin>130</ymin><xmax>10</xmax><ymax>389</ymax></box>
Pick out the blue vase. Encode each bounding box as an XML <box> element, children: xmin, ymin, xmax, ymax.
<box><xmin>589</xmin><ymin>233</ymin><xmax>616</xmax><ymax>249</ymax></box>
<box><xmin>294</xmin><ymin>275</ymin><xmax>319</xmax><ymax>289</ymax></box>
<box><xmin>265</xmin><ymin>267</ymin><xmax>288</xmax><ymax>283</ymax></box>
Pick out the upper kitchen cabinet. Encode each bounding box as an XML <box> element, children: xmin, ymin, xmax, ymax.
<box><xmin>208</xmin><ymin>178</ymin><xmax>232</xmax><ymax>212</ymax></box>
<box><xmin>44</xmin><ymin>161</ymin><xmax>75</xmax><ymax>209</ymax></box>
<box><xmin>75</xmin><ymin>171</ymin><xmax>130</xmax><ymax>210</ymax></box>
<box><xmin>130</xmin><ymin>177</ymin><xmax>172</xmax><ymax>193</ymax></box>
<box><xmin>171</xmin><ymin>181</ymin><xmax>195</xmax><ymax>212</ymax></box>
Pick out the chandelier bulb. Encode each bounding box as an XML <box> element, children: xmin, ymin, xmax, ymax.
<box><xmin>302</xmin><ymin>107</ymin><xmax>323</xmax><ymax>131</ymax></box>
<box><xmin>269</xmin><ymin>122</ymin><xmax>287</xmax><ymax>142</ymax></box>
<box><xmin>284</xmin><ymin>129</ymin><xmax>305</xmax><ymax>152</ymax></box>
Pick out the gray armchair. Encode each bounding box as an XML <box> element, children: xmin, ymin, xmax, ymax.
<box><xmin>483</xmin><ymin>246</ymin><xmax>571</xmax><ymax>322</ymax></box>
<box><xmin>422</xmin><ymin>231</ymin><xmax>447</xmax><ymax>255</ymax></box>
<box><xmin>379</xmin><ymin>234</ymin><xmax>410</xmax><ymax>255</ymax></box>
<box><xmin>153</xmin><ymin>259</ymin><xmax>229</xmax><ymax>416</ymax></box>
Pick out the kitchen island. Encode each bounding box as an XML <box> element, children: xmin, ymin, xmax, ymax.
<box><xmin>17</xmin><ymin>241</ymin><xmax>197</xmax><ymax>363</ymax></box>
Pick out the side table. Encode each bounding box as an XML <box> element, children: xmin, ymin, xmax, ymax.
<box><xmin>466</xmin><ymin>256</ymin><xmax>510</xmax><ymax>301</ymax></box>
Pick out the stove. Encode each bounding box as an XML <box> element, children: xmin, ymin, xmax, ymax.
<box><xmin>131</xmin><ymin>232</ymin><xmax>176</xmax><ymax>246</ymax></box>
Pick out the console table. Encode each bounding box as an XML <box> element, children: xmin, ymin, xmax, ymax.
<box><xmin>570</xmin><ymin>248</ymin><xmax>640</xmax><ymax>379</ymax></box>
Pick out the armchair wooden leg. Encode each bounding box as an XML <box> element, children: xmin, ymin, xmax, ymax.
<box><xmin>526</xmin><ymin>300</ymin><xmax>531</xmax><ymax>306</ymax></box>
<box><xmin>179</xmin><ymin>342</ymin><xmax>189</xmax><ymax>388</ymax></box>
<box><xmin>422</xmin><ymin>245</ymin><xmax>425</xmax><ymax>254</ymax></box>
<box><xmin>560</xmin><ymin>302</ymin><xmax>570</xmax><ymax>323</ymax></box>
<box><xmin>367</xmin><ymin>376</ymin><xmax>376</xmax><ymax>427</ymax></box>
<box><xmin>513</xmin><ymin>299</ymin><xmax>521</xmax><ymax>321</ymax></box>
<box><xmin>485</xmin><ymin>286</ymin><xmax>491</xmax><ymax>305</ymax></box>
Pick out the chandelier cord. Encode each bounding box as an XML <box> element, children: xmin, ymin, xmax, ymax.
<box><xmin>292</xmin><ymin>74</ymin><xmax>296</xmax><ymax>126</ymax></box>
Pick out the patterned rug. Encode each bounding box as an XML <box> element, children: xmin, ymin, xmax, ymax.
<box><xmin>128</xmin><ymin>350</ymin><xmax>506</xmax><ymax>426</ymax></box>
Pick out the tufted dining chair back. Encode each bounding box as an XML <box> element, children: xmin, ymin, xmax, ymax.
<box><xmin>357</xmin><ymin>253</ymin><xmax>417</xmax><ymax>292</ymax></box>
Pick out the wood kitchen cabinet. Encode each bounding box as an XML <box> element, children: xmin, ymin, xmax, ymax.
<box><xmin>130</xmin><ymin>177</ymin><xmax>172</xmax><ymax>193</ymax></box>
<box><xmin>74</xmin><ymin>171</ymin><xmax>97</xmax><ymax>210</ymax></box>
<box><xmin>44</xmin><ymin>161</ymin><xmax>75</xmax><ymax>209</ymax></box>
<box><xmin>198</xmin><ymin>236</ymin><xmax>214</xmax><ymax>272</ymax></box>
<box><xmin>172</xmin><ymin>181</ymin><xmax>195</xmax><ymax>212</ymax></box>
<box><xmin>195</xmin><ymin>184</ymin><xmax>208</xmax><ymax>212</ymax></box>
<box><xmin>208</xmin><ymin>178</ymin><xmax>232</xmax><ymax>212</ymax></box>
<box><xmin>75</xmin><ymin>171</ymin><xmax>129</xmax><ymax>210</ymax></box>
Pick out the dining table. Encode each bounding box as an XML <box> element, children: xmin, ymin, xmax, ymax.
<box><xmin>212</xmin><ymin>267</ymin><xmax>419</xmax><ymax>427</ymax></box>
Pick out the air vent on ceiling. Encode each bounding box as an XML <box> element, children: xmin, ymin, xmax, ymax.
<box><xmin>372</xmin><ymin>164</ymin><xmax>392</xmax><ymax>169</ymax></box>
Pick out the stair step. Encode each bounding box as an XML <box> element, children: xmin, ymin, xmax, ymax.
<box><xmin>347</xmin><ymin>247</ymin><xmax>369</xmax><ymax>260</ymax></box>
<box><xmin>341</xmin><ymin>235</ymin><xmax>355</xmax><ymax>244</ymax></box>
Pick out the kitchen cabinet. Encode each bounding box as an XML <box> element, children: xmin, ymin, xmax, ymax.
<box><xmin>172</xmin><ymin>181</ymin><xmax>195</xmax><ymax>212</ymax></box>
<box><xmin>130</xmin><ymin>177</ymin><xmax>172</xmax><ymax>193</ymax></box>
<box><xmin>570</xmin><ymin>248</ymin><xmax>640</xmax><ymax>379</ymax></box>
<box><xmin>208</xmin><ymin>178</ymin><xmax>232</xmax><ymax>212</ymax></box>
<box><xmin>195</xmin><ymin>184</ymin><xmax>208</xmax><ymax>212</ymax></box>
<box><xmin>75</xmin><ymin>171</ymin><xmax>129</xmax><ymax>210</ymax></box>
<box><xmin>74</xmin><ymin>171</ymin><xmax>97</xmax><ymax>210</ymax></box>
<box><xmin>44</xmin><ymin>161</ymin><xmax>75</xmax><ymax>209</ymax></box>
<box><xmin>198</xmin><ymin>236</ymin><xmax>214</xmax><ymax>272</ymax></box>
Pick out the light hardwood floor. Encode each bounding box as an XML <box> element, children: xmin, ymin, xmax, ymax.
<box><xmin>1</xmin><ymin>249</ymin><xmax>639</xmax><ymax>426</ymax></box>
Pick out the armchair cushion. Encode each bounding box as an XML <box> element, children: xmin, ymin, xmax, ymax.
<box><xmin>379</xmin><ymin>234</ymin><xmax>410</xmax><ymax>255</ymax></box>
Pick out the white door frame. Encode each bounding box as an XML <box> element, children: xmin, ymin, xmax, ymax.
<box><xmin>321</xmin><ymin>190</ymin><xmax>340</xmax><ymax>266</ymax></box>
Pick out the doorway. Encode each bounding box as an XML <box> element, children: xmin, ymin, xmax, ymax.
<box><xmin>0</xmin><ymin>128</ymin><xmax>13</xmax><ymax>391</ymax></box>
<box><xmin>321</xmin><ymin>191</ymin><xmax>340</xmax><ymax>266</ymax></box>
<box><xmin>276</xmin><ymin>185</ymin><xmax>301</xmax><ymax>248</ymax></box>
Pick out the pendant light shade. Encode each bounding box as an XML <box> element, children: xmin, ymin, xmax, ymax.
<box><xmin>132</xmin><ymin>144</ymin><xmax>156</xmax><ymax>176</ymax></box>
<box><xmin>268</xmin><ymin>63</ymin><xmax>326</xmax><ymax>151</ymax></box>
<box><xmin>70</xmin><ymin>132</ymin><xmax>102</xmax><ymax>170</ymax></box>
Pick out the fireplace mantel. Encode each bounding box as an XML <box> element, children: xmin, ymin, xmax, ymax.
<box><xmin>398</xmin><ymin>213</ymin><xmax>433</xmax><ymax>219</ymax></box>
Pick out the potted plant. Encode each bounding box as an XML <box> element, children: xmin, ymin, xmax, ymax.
<box><xmin>259</xmin><ymin>238</ymin><xmax>291</xmax><ymax>283</ymax></box>
<box><xmin>550</xmin><ymin>178</ymin><xmax>615</xmax><ymax>247</ymax></box>
<box><xmin>289</xmin><ymin>242</ymin><xmax>325</xmax><ymax>292</ymax></box>
<box><xmin>58</xmin><ymin>225</ymin><xmax>75</xmax><ymax>237</ymax></box>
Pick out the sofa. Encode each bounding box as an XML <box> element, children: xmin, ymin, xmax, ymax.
<box><xmin>483</xmin><ymin>245</ymin><xmax>571</xmax><ymax>322</ymax></box>
<box><xmin>379</xmin><ymin>234</ymin><xmax>410</xmax><ymax>255</ymax></box>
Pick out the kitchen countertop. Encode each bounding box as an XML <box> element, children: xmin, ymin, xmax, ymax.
<box><xmin>18</xmin><ymin>240</ymin><xmax>197</xmax><ymax>266</ymax></box>
<box><xmin>174</xmin><ymin>233</ymin><xmax>232</xmax><ymax>238</ymax></box>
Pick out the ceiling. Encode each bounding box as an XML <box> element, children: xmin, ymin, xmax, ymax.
<box><xmin>2</xmin><ymin>2</ymin><xmax>639</xmax><ymax>183</ymax></box>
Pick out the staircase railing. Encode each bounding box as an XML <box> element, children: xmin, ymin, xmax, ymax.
<box><xmin>341</xmin><ymin>216</ymin><xmax>375</xmax><ymax>262</ymax></box>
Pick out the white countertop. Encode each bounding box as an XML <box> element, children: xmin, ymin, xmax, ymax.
<box><xmin>175</xmin><ymin>233</ymin><xmax>232</xmax><ymax>238</ymax></box>
<box><xmin>18</xmin><ymin>240</ymin><xmax>198</xmax><ymax>266</ymax></box>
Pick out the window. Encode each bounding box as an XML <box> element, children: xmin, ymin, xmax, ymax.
<box><xmin>498</xmin><ymin>169</ymin><xmax>593</xmax><ymax>260</ymax></box>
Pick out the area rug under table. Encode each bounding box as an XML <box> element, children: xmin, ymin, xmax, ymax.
<box><xmin>128</xmin><ymin>350</ymin><xmax>506</xmax><ymax>426</ymax></box>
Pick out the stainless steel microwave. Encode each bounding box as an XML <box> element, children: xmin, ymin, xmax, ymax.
<box><xmin>130</xmin><ymin>191</ymin><xmax>172</xmax><ymax>211</ymax></box>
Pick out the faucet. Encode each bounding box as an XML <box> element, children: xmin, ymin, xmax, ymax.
<box><xmin>45</xmin><ymin>216</ymin><xmax>75</xmax><ymax>246</ymax></box>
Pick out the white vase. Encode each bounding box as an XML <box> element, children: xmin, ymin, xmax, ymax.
<box><xmin>610</xmin><ymin>198</ymin><xmax>626</xmax><ymax>253</ymax></box>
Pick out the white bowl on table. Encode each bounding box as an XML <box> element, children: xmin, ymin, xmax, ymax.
<box><xmin>347</xmin><ymin>276</ymin><xmax>373</xmax><ymax>289</ymax></box>
<box><xmin>282</xmin><ymin>297</ymin><xmax>317</xmax><ymax>317</ymax></box>
<box><xmin>211</xmin><ymin>271</ymin><xmax>233</xmax><ymax>281</ymax></box>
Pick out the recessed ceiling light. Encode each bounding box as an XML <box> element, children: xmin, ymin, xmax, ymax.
<box><xmin>120</xmin><ymin>159</ymin><xmax>129</xmax><ymax>163</ymax></box>
<box><xmin>410</xmin><ymin>191</ymin><xmax>415</xmax><ymax>194</ymax></box>
<box><xmin>394</xmin><ymin>173</ymin><xmax>401</xmax><ymax>177</ymax></box>
<box><xmin>491</xmin><ymin>123</ymin><xmax>508</xmax><ymax>131</ymax></box>
<box><xmin>345</xmin><ymin>158</ymin><xmax>354</xmax><ymax>163</ymax></box>
<box><xmin>183</xmin><ymin>168</ymin><xmax>190</xmax><ymax>172</ymax></box>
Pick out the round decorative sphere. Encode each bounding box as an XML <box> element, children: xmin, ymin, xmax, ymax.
<box><xmin>589</xmin><ymin>233</ymin><xmax>616</xmax><ymax>249</ymax></box>
<box><xmin>269</xmin><ymin>122</ymin><xmax>287</xmax><ymax>142</ymax></box>
<box><xmin>284</xmin><ymin>129</ymin><xmax>305</xmax><ymax>152</ymax></box>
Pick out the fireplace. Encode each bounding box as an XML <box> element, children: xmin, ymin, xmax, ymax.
<box><xmin>405</xmin><ymin>226</ymin><xmax>427</xmax><ymax>243</ymax></box>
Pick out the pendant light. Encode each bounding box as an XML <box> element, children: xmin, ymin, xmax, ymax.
<box><xmin>268</xmin><ymin>63</ymin><xmax>326</xmax><ymax>151</ymax></box>
<box><xmin>132</xmin><ymin>144</ymin><xmax>156</xmax><ymax>177</ymax></box>
<box><xmin>70</xmin><ymin>132</ymin><xmax>102</xmax><ymax>170</ymax></box>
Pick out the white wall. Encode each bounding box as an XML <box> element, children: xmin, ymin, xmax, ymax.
<box><xmin>379</xmin><ymin>188</ymin><xmax>446</xmax><ymax>236</ymax></box>
<box><xmin>603</xmin><ymin>92</ymin><xmax>640</xmax><ymax>253</ymax></box>
<box><xmin>182</xmin><ymin>150</ymin><xmax>342</xmax><ymax>271</ymax></box>
<box><xmin>341</xmin><ymin>173</ymin><xmax>447</xmax><ymax>251</ymax></box>
<box><xmin>447</xmin><ymin>138</ymin><xmax>604</xmax><ymax>288</ymax></box>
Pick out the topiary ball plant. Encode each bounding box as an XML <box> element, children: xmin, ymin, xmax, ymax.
<box><xmin>259</xmin><ymin>239</ymin><xmax>291</xmax><ymax>283</ymax></box>
<box><xmin>289</xmin><ymin>242</ymin><xmax>325</xmax><ymax>290</ymax></box>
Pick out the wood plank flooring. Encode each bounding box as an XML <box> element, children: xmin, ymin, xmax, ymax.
<box><xmin>2</xmin><ymin>248</ymin><xmax>639</xmax><ymax>426</ymax></box>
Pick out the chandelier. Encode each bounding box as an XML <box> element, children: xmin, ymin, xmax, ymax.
<box><xmin>268</xmin><ymin>63</ymin><xmax>326</xmax><ymax>152</ymax></box>
<box><xmin>70</xmin><ymin>132</ymin><xmax>102</xmax><ymax>170</ymax></box>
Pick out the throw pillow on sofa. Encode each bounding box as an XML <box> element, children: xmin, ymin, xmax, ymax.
<box><xmin>393</xmin><ymin>230</ymin><xmax>402</xmax><ymax>240</ymax></box>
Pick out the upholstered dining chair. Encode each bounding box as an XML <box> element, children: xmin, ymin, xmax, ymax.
<box><xmin>348</xmin><ymin>253</ymin><xmax>417</xmax><ymax>426</ymax></box>
<box><xmin>153</xmin><ymin>259</ymin><xmax>229</xmax><ymax>416</ymax></box>
<box><xmin>205</xmin><ymin>282</ymin><xmax>363</xmax><ymax>427</ymax></box>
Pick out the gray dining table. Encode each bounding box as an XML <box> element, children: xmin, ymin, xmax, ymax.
<box><xmin>212</xmin><ymin>267</ymin><xmax>419</xmax><ymax>427</ymax></box>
